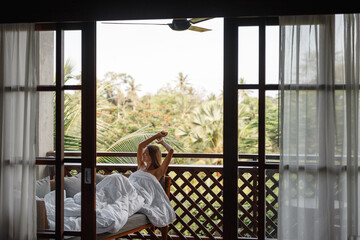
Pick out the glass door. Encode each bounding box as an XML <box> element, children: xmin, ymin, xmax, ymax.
<box><xmin>223</xmin><ymin>17</ymin><xmax>279</xmax><ymax>240</ymax></box>
<box><xmin>36</xmin><ymin>22</ymin><xmax>97</xmax><ymax>240</ymax></box>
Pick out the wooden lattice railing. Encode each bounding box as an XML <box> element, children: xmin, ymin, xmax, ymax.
<box><xmin>265</xmin><ymin>169</ymin><xmax>279</xmax><ymax>239</ymax></box>
<box><xmin>236</xmin><ymin>168</ymin><xmax>279</xmax><ymax>239</ymax></box>
<box><xmin>167</xmin><ymin>165</ymin><xmax>223</xmax><ymax>239</ymax></box>
<box><xmin>61</xmin><ymin>163</ymin><xmax>279</xmax><ymax>240</ymax></box>
<box><xmin>238</xmin><ymin>168</ymin><xmax>258</xmax><ymax>238</ymax></box>
<box><xmin>64</xmin><ymin>164</ymin><xmax>224</xmax><ymax>240</ymax></box>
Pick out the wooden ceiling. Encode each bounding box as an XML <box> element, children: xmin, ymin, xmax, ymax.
<box><xmin>2</xmin><ymin>1</ymin><xmax>360</xmax><ymax>23</ymax></box>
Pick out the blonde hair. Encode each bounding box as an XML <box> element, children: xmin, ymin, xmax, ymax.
<box><xmin>146</xmin><ymin>144</ymin><xmax>162</xmax><ymax>169</ymax></box>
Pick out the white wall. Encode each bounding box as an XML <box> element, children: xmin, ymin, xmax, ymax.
<box><xmin>37</xmin><ymin>31</ymin><xmax>55</xmax><ymax>179</ymax></box>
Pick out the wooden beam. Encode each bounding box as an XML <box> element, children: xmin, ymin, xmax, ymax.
<box><xmin>223</xmin><ymin>18</ymin><xmax>239</xmax><ymax>240</ymax></box>
<box><xmin>3</xmin><ymin>1</ymin><xmax>360</xmax><ymax>24</ymax></box>
<box><xmin>55</xmin><ymin>25</ymin><xmax>65</xmax><ymax>240</ymax></box>
<box><xmin>81</xmin><ymin>21</ymin><xmax>97</xmax><ymax>240</ymax></box>
<box><xmin>257</xmin><ymin>22</ymin><xmax>266</xmax><ymax>240</ymax></box>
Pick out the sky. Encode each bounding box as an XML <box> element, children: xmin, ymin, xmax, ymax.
<box><xmin>96</xmin><ymin>18</ymin><xmax>224</xmax><ymax>97</ymax></box>
<box><xmin>63</xmin><ymin>18</ymin><xmax>279</xmax><ymax>98</ymax></box>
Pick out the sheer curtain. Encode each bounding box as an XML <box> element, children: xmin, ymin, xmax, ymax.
<box><xmin>278</xmin><ymin>14</ymin><xmax>360</xmax><ymax>240</ymax></box>
<box><xmin>0</xmin><ymin>24</ymin><xmax>38</xmax><ymax>239</ymax></box>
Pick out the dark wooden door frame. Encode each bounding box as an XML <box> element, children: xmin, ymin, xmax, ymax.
<box><xmin>50</xmin><ymin>17</ymin><xmax>282</xmax><ymax>240</ymax></box>
<box><xmin>55</xmin><ymin>24</ymin><xmax>65</xmax><ymax>240</ymax></box>
<box><xmin>44</xmin><ymin>22</ymin><xmax>97</xmax><ymax>240</ymax></box>
<box><xmin>223</xmin><ymin>17</ymin><xmax>279</xmax><ymax>240</ymax></box>
<box><xmin>81</xmin><ymin>21</ymin><xmax>97</xmax><ymax>240</ymax></box>
<box><xmin>223</xmin><ymin>17</ymin><xmax>239</xmax><ymax>240</ymax></box>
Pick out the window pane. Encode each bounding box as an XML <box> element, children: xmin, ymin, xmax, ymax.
<box><xmin>265</xmin><ymin>90</ymin><xmax>280</xmax><ymax>161</ymax></box>
<box><xmin>266</xmin><ymin>169</ymin><xmax>279</xmax><ymax>239</ymax></box>
<box><xmin>265</xmin><ymin>26</ymin><xmax>279</xmax><ymax>84</ymax></box>
<box><xmin>96</xmin><ymin>19</ymin><xmax>224</xmax><ymax>163</ymax></box>
<box><xmin>36</xmin><ymin>165</ymin><xmax>82</xmax><ymax>237</ymax></box>
<box><xmin>238</xmin><ymin>168</ymin><xmax>258</xmax><ymax>238</ymax></box>
<box><xmin>64</xmin><ymin>166</ymin><xmax>81</xmax><ymax>234</ymax></box>
<box><xmin>38</xmin><ymin>91</ymin><xmax>55</xmax><ymax>156</ymax></box>
<box><xmin>64</xmin><ymin>90</ymin><xmax>82</xmax><ymax>151</ymax></box>
<box><xmin>64</xmin><ymin>30</ymin><xmax>82</xmax><ymax>85</ymax></box>
<box><xmin>39</xmin><ymin>31</ymin><xmax>55</xmax><ymax>85</ymax></box>
<box><xmin>238</xmin><ymin>26</ymin><xmax>259</xmax><ymax>84</ymax></box>
<box><xmin>238</xmin><ymin>90</ymin><xmax>258</xmax><ymax>155</ymax></box>
<box><xmin>36</xmin><ymin>166</ymin><xmax>83</xmax><ymax>236</ymax></box>
<box><xmin>35</xmin><ymin>165</ymin><xmax>55</xmax><ymax>232</ymax></box>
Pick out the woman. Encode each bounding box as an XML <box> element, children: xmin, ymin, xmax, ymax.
<box><xmin>130</xmin><ymin>130</ymin><xmax>176</xmax><ymax>228</ymax></box>
<box><xmin>137</xmin><ymin>130</ymin><xmax>174</xmax><ymax>181</ymax></box>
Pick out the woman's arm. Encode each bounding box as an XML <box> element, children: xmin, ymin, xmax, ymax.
<box><xmin>137</xmin><ymin>131</ymin><xmax>168</xmax><ymax>170</ymax></box>
<box><xmin>157</xmin><ymin>139</ymin><xmax>174</xmax><ymax>174</ymax></box>
<box><xmin>157</xmin><ymin>138</ymin><xmax>173</xmax><ymax>152</ymax></box>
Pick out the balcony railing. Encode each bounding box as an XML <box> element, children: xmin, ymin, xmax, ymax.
<box><xmin>37</xmin><ymin>152</ymin><xmax>280</xmax><ymax>240</ymax></box>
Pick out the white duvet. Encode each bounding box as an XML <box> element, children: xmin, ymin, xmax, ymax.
<box><xmin>42</xmin><ymin>171</ymin><xmax>175</xmax><ymax>234</ymax></box>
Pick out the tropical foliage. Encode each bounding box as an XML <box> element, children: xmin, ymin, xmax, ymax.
<box><xmin>60</xmin><ymin>59</ymin><xmax>279</xmax><ymax>164</ymax></box>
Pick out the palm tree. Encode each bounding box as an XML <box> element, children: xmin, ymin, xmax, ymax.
<box><xmin>58</xmin><ymin>59</ymin><xmax>114</xmax><ymax>151</ymax></box>
<box><xmin>63</xmin><ymin>57</ymin><xmax>76</xmax><ymax>79</ymax></box>
<box><xmin>54</xmin><ymin>59</ymin><xmax>82</xmax><ymax>151</ymax></box>
<box><xmin>99</xmin><ymin>72</ymin><xmax>126</xmax><ymax>106</ymax></box>
<box><xmin>175</xmin><ymin>72</ymin><xmax>192</xmax><ymax>93</ymax></box>
<box><xmin>176</xmin><ymin>99</ymin><xmax>223</xmax><ymax>164</ymax></box>
<box><xmin>238</xmin><ymin>102</ymin><xmax>258</xmax><ymax>154</ymax></box>
<box><xmin>192</xmin><ymin>100</ymin><xmax>223</xmax><ymax>153</ymax></box>
<box><xmin>124</xmin><ymin>75</ymin><xmax>141</xmax><ymax>110</ymax></box>
<box><xmin>238</xmin><ymin>77</ymin><xmax>250</xmax><ymax>101</ymax></box>
<box><xmin>97</xmin><ymin>125</ymin><xmax>183</xmax><ymax>164</ymax></box>
<box><xmin>176</xmin><ymin>94</ymin><xmax>197</xmax><ymax>120</ymax></box>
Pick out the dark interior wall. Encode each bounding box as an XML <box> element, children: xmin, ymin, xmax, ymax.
<box><xmin>2</xmin><ymin>1</ymin><xmax>360</xmax><ymax>23</ymax></box>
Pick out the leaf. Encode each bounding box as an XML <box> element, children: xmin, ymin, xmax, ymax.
<box><xmin>97</xmin><ymin>125</ymin><xmax>183</xmax><ymax>164</ymax></box>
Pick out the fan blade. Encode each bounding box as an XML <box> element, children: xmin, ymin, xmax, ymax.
<box><xmin>101</xmin><ymin>22</ymin><xmax>169</xmax><ymax>26</ymax></box>
<box><xmin>189</xmin><ymin>18</ymin><xmax>213</xmax><ymax>24</ymax></box>
<box><xmin>188</xmin><ymin>26</ymin><xmax>211</xmax><ymax>32</ymax></box>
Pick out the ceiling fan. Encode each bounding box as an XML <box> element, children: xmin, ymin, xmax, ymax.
<box><xmin>102</xmin><ymin>18</ymin><xmax>213</xmax><ymax>32</ymax></box>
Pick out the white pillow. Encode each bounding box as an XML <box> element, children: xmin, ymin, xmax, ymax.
<box><xmin>64</xmin><ymin>173</ymin><xmax>82</xmax><ymax>198</ymax></box>
<box><xmin>63</xmin><ymin>173</ymin><xmax>107</xmax><ymax>198</ymax></box>
<box><xmin>96</xmin><ymin>173</ymin><xmax>107</xmax><ymax>184</ymax></box>
<box><xmin>36</xmin><ymin>176</ymin><xmax>50</xmax><ymax>198</ymax></box>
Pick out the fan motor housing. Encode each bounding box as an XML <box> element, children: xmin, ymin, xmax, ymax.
<box><xmin>170</xmin><ymin>19</ymin><xmax>191</xmax><ymax>31</ymax></box>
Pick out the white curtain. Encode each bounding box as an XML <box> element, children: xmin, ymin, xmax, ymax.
<box><xmin>279</xmin><ymin>14</ymin><xmax>360</xmax><ymax>240</ymax></box>
<box><xmin>0</xmin><ymin>24</ymin><xmax>38</xmax><ymax>239</ymax></box>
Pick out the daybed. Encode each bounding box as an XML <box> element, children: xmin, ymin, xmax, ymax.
<box><xmin>36</xmin><ymin>173</ymin><xmax>172</xmax><ymax>240</ymax></box>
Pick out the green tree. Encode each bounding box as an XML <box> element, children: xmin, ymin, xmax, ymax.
<box><xmin>175</xmin><ymin>72</ymin><xmax>189</xmax><ymax>91</ymax></box>
<box><xmin>238</xmin><ymin>94</ymin><xmax>258</xmax><ymax>154</ymax></box>
<box><xmin>124</xmin><ymin>75</ymin><xmax>141</xmax><ymax>110</ymax></box>
<box><xmin>176</xmin><ymin>98</ymin><xmax>223</xmax><ymax>164</ymax></box>
<box><xmin>265</xmin><ymin>95</ymin><xmax>280</xmax><ymax>154</ymax></box>
<box><xmin>55</xmin><ymin>59</ymin><xmax>82</xmax><ymax>151</ymax></box>
<box><xmin>59</xmin><ymin>59</ymin><xmax>114</xmax><ymax>151</ymax></box>
<box><xmin>59</xmin><ymin>65</ymin><xmax>280</xmax><ymax>164</ymax></box>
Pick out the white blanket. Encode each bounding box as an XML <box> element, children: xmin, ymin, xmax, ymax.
<box><xmin>42</xmin><ymin>172</ymin><xmax>175</xmax><ymax>234</ymax></box>
<box><xmin>129</xmin><ymin>171</ymin><xmax>176</xmax><ymax>227</ymax></box>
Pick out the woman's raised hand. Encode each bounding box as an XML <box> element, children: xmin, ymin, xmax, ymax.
<box><xmin>158</xmin><ymin>130</ymin><xmax>168</xmax><ymax>138</ymax></box>
<box><xmin>156</xmin><ymin>138</ymin><xmax>164</xmax><ymax>144</ymax></box>
<box><xmin>156</xmin><ymin>130</ymin><xmax>167</xmax><ymax>143</ymax></box>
